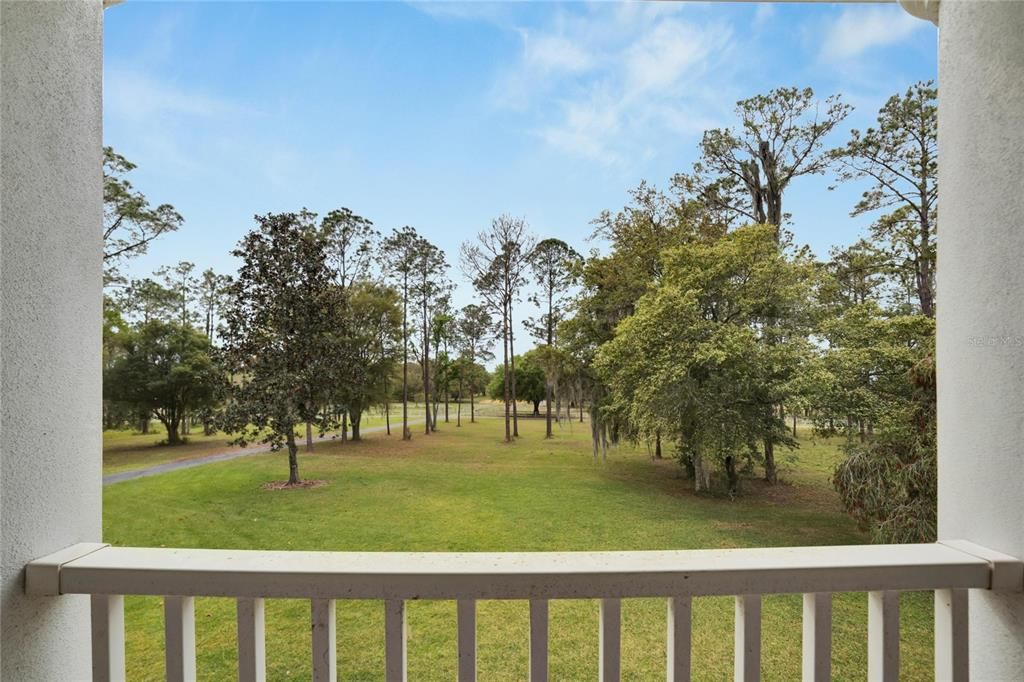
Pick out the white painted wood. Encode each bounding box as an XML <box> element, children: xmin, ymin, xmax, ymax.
<box><xmin>666</xmin><ymin>596</ymin><xmax>691</xmax><ymax>682</ymax></box>
<box><xmin>385</xmin><ymin>599</ymin><xmax>407</xmax><ymax>682</ymax></box>
<box><xmin>934</xmin><ymin>588</ymin><xmax>969</xmax><ymax>681</ymax></box>
<box><xmin>24</xmin><ymin>542</ymin><xmax>109</xmax><ymax>596</ymax></box>
<box><xmin>237</xmin><ymin>598</ymin><xmax>266</xmax><ymax>682</ymax></box>
<box><xmin>457</xmin><ymin>599</ymin><xmax>476</xmax><ymax>681</ymax></box>
<box><xmin>801</xmin><ymin>593</ymin><xmax>831</xmax><ymax>682</ymax></box>
<box><xmin>164</xmin><ymin>596</ymin><xmax>196</xmax><ymax>682</ymax></box>
<box><xmin>529</xmin><ymin>599</ymin><xmax>548</xmax><ymax>682</ymax></box>
<box><xmin>734</xmin><ymin>595</ymin><xmax>761</xmax><ymax>682</ymax></box>
<box><xmin>50</xmin><ymin>543</ymin><xmax>997</xmax><ymax>600</ymax></box>
<box><xmin>599</xmin><ymin>598</ymin><xmax>621</xmax><ymax>682</ymax></box>
<box><xmin>90</xmin><ymin>594</ymin><xmax>125</xmax><ymax>682</ymax></box>
<box><xmin>940</xmin><ymin>540</ymin><xmax>1024</xmax><ymax>592</ymax></box>
<box><xmin>868</xmin><ymin>590</ymin><xmax>899</xmax><ymax>681</ymax></box>
<box><xmin>311</xmin><ymin>599</ymin><xmax>336</xmax><ymax>682</ymax></box>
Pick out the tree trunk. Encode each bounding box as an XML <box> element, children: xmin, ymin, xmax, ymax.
<box><xmin>725</xmin><ymin>455</ymin><xmax>739</xmax><ymax>496</ymax></box>
<box><xmin>457</xmin><ymin>380</ymin><xmax>462</xmax><ymax>427</ymax></box>
<box><xmin>763</xmin><ymin>437</ymin><xmax>777</xmax><ymax>484</ymax></box>
<box><xmin>509</xmin><ymin>307</ymin><xmax>519</xmax><ymax>438</ymax></box>
<box><xmin>532</xmin><ymin>400</ymin><xmax>541</xmax><ymax>416</ymax></box>
<box><xmin>444</xmin><ymin>388</ymin><xmax>449</xmax><ymax>423</ymax></box>
<box><xmin>470</xmin><ymin>390</ymin><xmax>476</xmax><ymax>424</ymax></box>
<box><xmin>286</xmin><ymin>430</ymin><xmax>300</xmax><ymax>485</ymax></box>
<box><xmin>402</xmin><ymin>278</ymin><xmax>411</xmax><ymax>441</ymax></box>
<box><xmin>140</xmin><ymin>413</ymin><xmax>150</xmax><ymax>435</ymax></box>
<box><xmin>351</xmin><ymin>411</ymin><xmax>361</xmax><ymax>441</ymax></box>
<box><xmin>502</xmin><ymin>303</ymin><xmax>511</xmax><ymax>442</ymax></box>
<box><xmin>792</xmin><ymin>413</ymin><xmax>797</xmax><ymax>437</ymax></box>
<box><xmin>305</xmin><ymin>421</ymin><xmax>314</xmax><ymax>452</ymax></box>
<box><xmin>341</xmin><ymin>411</ymin><xmax>349</xmax><ymax>443</ymax></box>
<box><xmin>163</xmin><ymin>417</ymin><xmax>182</xmax><ymax>446</ymax></box>
<box><xmin>385</xmin><ymin>396</ymin><xmax>391</xmax><ymax>436</ymax></box>
<box><xmin>654</xmin><ymin>430</ymin><xmax>662</xmax><ymax>459</ymax></box>
<box><xmin>423</xmin><ymin>295</ymin><xmax>431</xmax><ymax>436</ymax></box>
<box><xmin>545</xmin><ymin>381</ymin><xmax>553</xmax><ymax>438</ymax></box>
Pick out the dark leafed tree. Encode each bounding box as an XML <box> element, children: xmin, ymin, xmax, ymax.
<box><xmin>119</xmin><ymin>277</ymin><xmax>178</xmax><ymax>325</ymax></box>
<box><xmin>457</xmin><ymin>304</ymin><xmax>495</xmax><ymax>424</ymax></box>
<box><xmin>832</xmin><ymin>81</ymin><xmax>937</xmax><ymax>317</ymax></box>
<box><xmin>105</xmin><ymin>320</ymin><xmax>223</xmax><ymax>446</ymax></box>
<box><xmin>675</xmin><ymin>87</ymin><xmax>851</xmax><ymax>238</ymax></box>
<box><xmin>103</xmin><ymin>146</ymin><xmax>183</xmax><ymax>280</ymax></box>
<box><xmin>381</xmin><ymin>226</ymin><xmax>422</xmax><ymax>440</ymax></box>
<box><xmin>411</xmin><ymin>237</ymin><xmax>449</xmax><ymax>435</ymax></box>
<box><xmin>461</xmin><ymin>215</ymin><xmax>535</xmax><ymax>441</ymax></box>
<box><xmin>220</xmin><ymin>211</ymin><xmax>337</xmax><ymax>485</ymax></box>
<box><xmin>526</xmin><ymin>238</ymin><xmax>581</xmax><ymax>438</ymax></box>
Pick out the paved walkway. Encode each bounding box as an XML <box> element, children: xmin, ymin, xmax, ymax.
<box><xmin>103</xmin><ymin>421</ymin><xmax>422</xmax><ymax>485</ymax></box>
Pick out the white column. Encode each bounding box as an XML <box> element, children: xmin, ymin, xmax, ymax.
<box><xmin>0</xmin><ymin>1</ymin><xmax>104</xmax><ymax>679</ymax></box>
<box><xmin>935</xmin><ymin>1</ymin><xmax>1024</xmax><ymax>680</ymax></box>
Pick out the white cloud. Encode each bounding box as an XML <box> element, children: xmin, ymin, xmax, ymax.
<box><xmin>489</xmin><ymin>4</ymin><xmax>735</xmax><ymax>166</ymax></box>
<box><xmin>821</xmin><ymin>6</ymin><xmax>924</xmax><ymax>60</ymax></box>
<box><xmin>105</xmin><ymin>67</ymin><xmax>248</xmax><ymax>122</ymax></box>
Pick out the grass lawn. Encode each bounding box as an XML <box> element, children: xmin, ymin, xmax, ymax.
<box><xmin>102</xmin><ymin>403</ymin><xmax>422</xmax><ymax>474</ymax></box>
<box><xmin>104</xmin><ymin>417</ymin><xmax>932</xmax><ymax>680</ymax></box>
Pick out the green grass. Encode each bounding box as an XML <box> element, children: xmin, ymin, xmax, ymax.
<box><xmin>104</xmin><ymin>417</ymin><xmax>932</xmax><ymax>680</ymax></box>
<box><xmin>102</xmin><ymin>404</ymin><xmax>421</xmax><ymax>474</ymax></box>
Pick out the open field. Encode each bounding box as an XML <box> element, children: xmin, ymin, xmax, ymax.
<box><xmin>102</xmin><ymin>404</ymin><xmax>423</xmax><ymax>474</ymax></box>
<box><xmin>104</xmin><ymin>417</ymin><xmax>932</xmax><ymax>680</ymax></box>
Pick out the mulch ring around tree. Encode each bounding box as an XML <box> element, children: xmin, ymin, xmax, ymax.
<box><xmin>260</xmin><ymin>479</ymin><xmax>328</xmax><ymax>491</ymax></box>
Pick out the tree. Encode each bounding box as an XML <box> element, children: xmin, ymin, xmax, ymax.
<box><xmin>105</xmin><ymin>321</ymin><xmax>223</xmax><ymax>445</ymax></box>
<box><xmin>527</xmin><ymin>238</ymin><xmax>581</xmax><ymax>437</ymax></box>
<box><xmin>461</xmin><ymin>215</ymin><xmax>535</xmax><ymax>441</ymax></box>
<box><xmin>103</xmin><ymin>146</ymin><xmax>183</xmax><ymax>280</ymax></box>
<box><xmin>596</xmin><ymin>225</ymin><xmax>816</xmax><ymax>492</ymax></box>
<box><xmin>220</xmin><ymin>211</ymin><xmax>337</xmax><ymax>485</ymax></box>
<box><xmin>381</xmin><ymin>226</ymin><xmax>422</xmax><ymax>440</ymax></box>
<box><xmin>675</xmin><ymin>87</ymin><xmax>850</xmax><ymax>237</ymax></box>
<box><xmin>411</xmin><ymin>238</ymin><xmax>449</xmax><ymax>435</ymax></box>
<box><xmin>119</xmin><ymin>277</ymin><xmax>178</xmax><ymax>325</ymax></box>
<box><xmin>456</xmin><ymin>304</ymin><xmax>495</xmax><ymax>424</ymax></box>
<box><xmin>487</xmin><ymin>353</ymin><xmax>545</xmax><ymax>415</ymax></box>
<box><xmin>323</xmin><ymin>208</ymin><xmax>378</xmax><ymax>289</ymax></box>
<box><xmin>156</xmin><ymin>261</ymin><xmax>198</xmax><ymax>327</ymax></box>
<box><xmin>833</xmin><ymin>81</ymin><xmax>937</xmax><ymax>317</ymax></box>
<box><xmin>198</xmin><ymin>268</ymin><xmax>230</xmax><ymax>341</ymax></box>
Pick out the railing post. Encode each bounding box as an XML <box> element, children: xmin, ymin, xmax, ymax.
<box><xmin>801</xmin><ymin>593</ymin><xmax>831</xmax><ymax>682</ymax></box>
<box><xmin>667</xmin><ymin>596</ymin><xmax>692</xmax><ymax>682</ymax></box>
<box><xmin>935</xmin><ymin>589</ymin><xmax>969</xmax><ymax>681</ymax></box>
<box><xmin>529</xmin><ymin>599</ymin><xmax>549</xmax><ymax>682</ymax></box>
<box><xmin>868</xmin><ymin>591</ymin><xmax>899</xmax><ymax>681</ymax></box>
<box><xmin>237</xmin><ymin>598</ymin><xmax>266</xmax><ymax>682</ymax></box>
<box><xmin>734</xmin><ymin>595</ymin><xmax>760</xmax><ymax>682</ymax></box>
<box><xmin>599</xmin><ymin>598</ymin><xmax>621</xmax><ymax>682</ymax></box>
<box><xmin>457</xmin><ymin>599</ymin><xmax>476</xmax><ymax>682</ymax></box>
<box><xmin>385</xmin><ymin>599</ymin><xmax>407</xmax><ymax>682</ymax></box>
<box><xmin>164</xmin><ymin>596</ymin><xmax>197</xmax><ymax>682</ymax></box>
<box><xmin>91</xmin><ymin>595</ymin><xmax>126</xmax><ymax>682</ymax></box>
<box><xmin>311</xmin><ymin>599</ymin><xmax>337</xmax><ymax>682</ymax></box>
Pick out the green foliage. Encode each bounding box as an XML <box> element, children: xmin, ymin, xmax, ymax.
<box><xmin>104</xmin><ymin>320</ymin><xmax>224</xmax><ymax>445</ymax></box>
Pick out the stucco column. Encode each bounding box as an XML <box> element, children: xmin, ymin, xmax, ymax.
<box><xmin>0</xmin><ymin>1</ymin><xmax>103</xmax><ymax>679</ymax></box>
<box><xmin>935</xmin><ymin>0</ymin><xmax>1024</xmax><ymax>679</ymax></box>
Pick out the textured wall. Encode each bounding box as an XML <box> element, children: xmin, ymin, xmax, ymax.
<box><xmin>936</xmin><ymin>0</ymin><xmax>1024</xmax><ymax>678</ymax></box>
<box><xmin>0</xmin><ymin>1</ymin><xmax>103</xmax><ymax>678</ymax></box>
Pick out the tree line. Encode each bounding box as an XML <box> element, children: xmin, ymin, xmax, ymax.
<box><xmin>101</xmin><ymin>80</ymin><xmax>938</xmax><ymax>540</ymax></box>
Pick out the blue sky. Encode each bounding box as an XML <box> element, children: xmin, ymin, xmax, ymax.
<box><xmin>105</xmin><ymin>0</ymin><xmax>937</xmax><ymax>334</ymax></box>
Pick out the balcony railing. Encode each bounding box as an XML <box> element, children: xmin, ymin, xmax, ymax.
<box><xmin>26</xmin><ymin>541</ymin><xmax>1022</xmax><ymax>682</ymax></box>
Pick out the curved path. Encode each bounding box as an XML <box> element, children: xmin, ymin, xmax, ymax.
<box><xmin>103</xmin><ymin>420</ymin><xmax>423</xmax><ymax>485</ymax></box>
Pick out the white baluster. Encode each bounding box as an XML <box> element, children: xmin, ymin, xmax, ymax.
<box><xmin>457</xmin><ymin>599</ymin><xmax>476</xmax><ymax>681</ymax></box>
<box><xmin>868</xmin><ymin>590</ymin><xmax>899</xmax><ymax>681</ymax></box>
<box><xmin>801</xmin><ymin>593</ymin><xmax>831</xmax><ymax>682</ymax></box>
<box><xmin>600</xmin><ymin>598</ymin><xmax>621</xmax><ymax>682</ymax></box>
<box><xmin>237</xmin><ymin>598</ymin><xmax>266</xmax><ymax>682</ymax></box>
<box><xmin>311</xmin><ymin>599</ymin><xmax>337</xmax><ymax>682</ymax></box>
<box><xmin>667</xmin><ymin>596</ymin><xmax>691</xmax><ymax>682</ymax></box>
<box><xmin>935</xmin><ymin>588</ymin><xmax>969</xmax><ymax>681</ymax></box>
<box><xmin>734</xmin><ymin>595</ymin><xmax>760</xmax><ymax>682</ymax></box>
<box><xmin>164</xmin><ymin>596</ymin><xmax>197</xmax><ymax>682</ymax></box>
<box><xmin>91</xmin><ymin>594</ymin><xmax>126</xmax><ymax>682</ymax></box>
<box><xmin>529</xmin><ymin>599</ymin><xmax>548</xmax><ymax>682</ymax></box>
<box><xmin>385</xmin><ymin>599</ymin><xmax>407</xmax><ymax>682</ymax></box>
